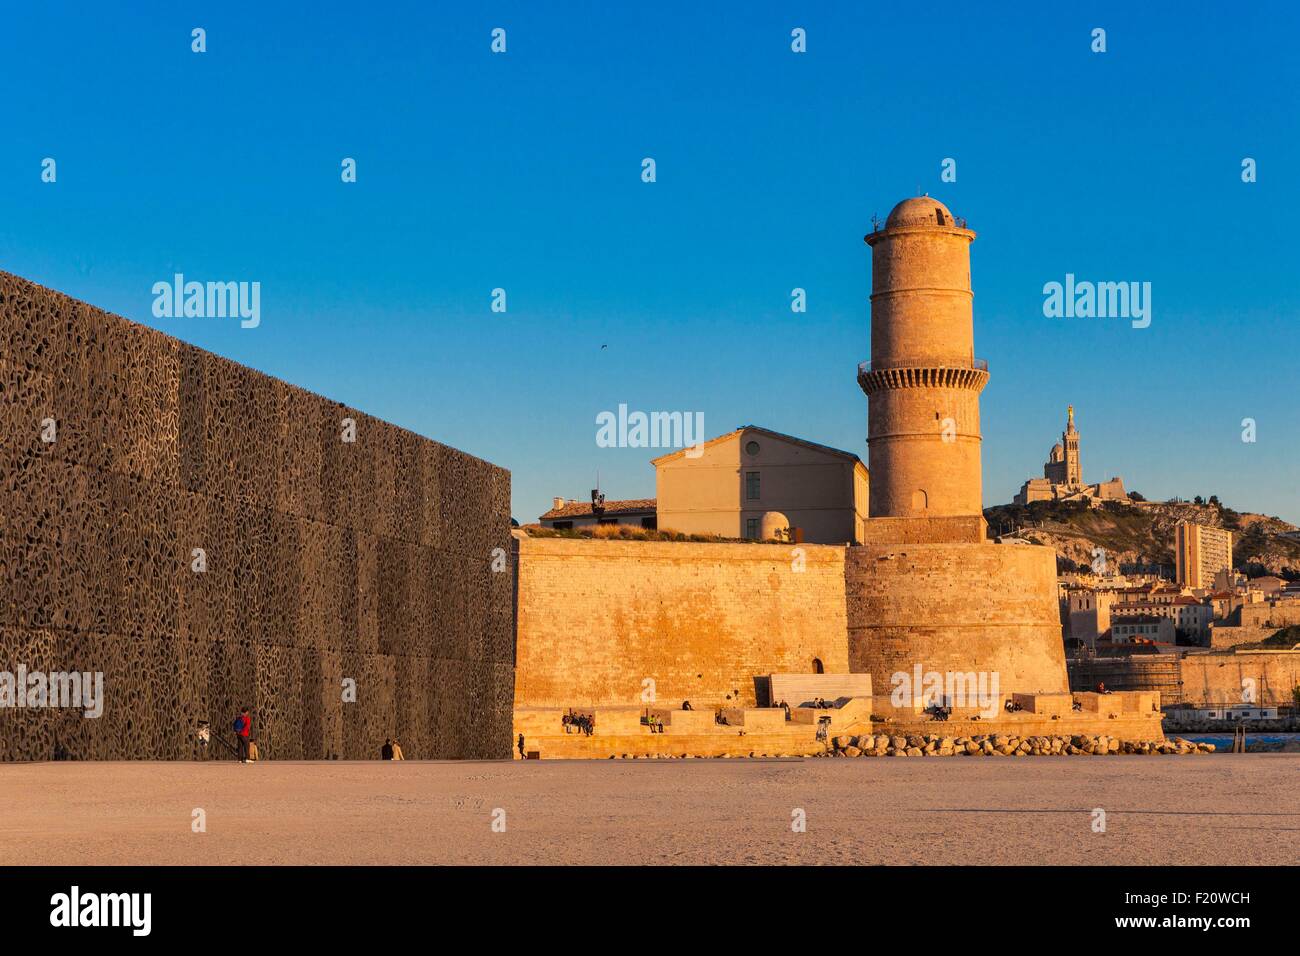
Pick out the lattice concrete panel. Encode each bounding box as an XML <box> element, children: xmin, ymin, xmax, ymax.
<box><xmin>0</xmin><ymin>269</ymin><xmax>513</xmax><ymax>761</ymax></box>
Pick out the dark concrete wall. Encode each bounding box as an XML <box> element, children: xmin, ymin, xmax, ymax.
<box><xmin>0</xmin><ymin>270</ymin><xmax>513</xmax><ymax>760</ymax></box>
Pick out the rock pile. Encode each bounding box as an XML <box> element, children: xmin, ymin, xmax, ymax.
<box><xmin>818</xmin><ymin>733</ymin><xmax>1215</xmax><ymax>757</ymax></box>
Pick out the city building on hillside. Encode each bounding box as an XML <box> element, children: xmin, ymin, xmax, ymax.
<box><xmin>1068</xmin><ymin>586</ymin><xmax>1149</xmax><ymax>644</ymax></box>
<box><xmin>1245</xmin><ymin>575</ymin><xmax>1286</xmax><ymax>597</ymax></box>
<box><xmin>1213</xmin><ymin>567</ymin><xmax>1246</xmax><ymax>593</ymax></box>
<box><xmin>1175</xmin><ymin>520</ymin><xmax>1234</xmax><ymax>589</ymax></box>
<box><xmin>1116</xmin><ymin>598</ymin><xmax>1213</xmax><ymax>645</ymax></box>
<box><xmin>1058</xmin><ymin>571</ymin><xmax>1164</xmax><ymax>589</ymax></box>
<box><xmin>652</xmin><ymin>425</ymin><xmax>869</xmax><ymax>543</ymax></box>
<box><xmin>1110</xmin><ymin>615</ymin><xmax>1176</xmax><ymax>644</ymax></box>
<box><xmin>1013</xmin><ymin>405</ymin><xmax>1127</xmax><ymax>505</ymax></box>
<box><xmin>1067</xmin><ymin>587</ymin><xmax>1120</xmax><ymax>649</ymax></box>
<box><xmin>1145</xmin><ymin>584</ymin><xmax>1195</xmax><ymax>604</ymax></box>
<box><xmin>1067</xmin><ymin>584</ymin><xmax>1214</xmax><ymax>648</ymax></box>
<box><xmin>1208</xmin><ymin>590</ymin><xmax>1239</xmax><ymax>622</ymax></box>
<box><xmin>539</xmin><ymin>497</ymin><xmax>657</xmax><ymax>530</ymax></box>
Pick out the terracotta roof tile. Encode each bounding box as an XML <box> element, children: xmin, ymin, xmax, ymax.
<box><xmin>540</xmin><ymin>498</ymin><xmax>656</xmax><ymax>520</ymax></box>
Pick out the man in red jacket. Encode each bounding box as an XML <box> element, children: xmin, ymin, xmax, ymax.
<box><xmin>234</xmin><ymin>708</ymin><xmax>251</xmax><ymax>763</ymax></box>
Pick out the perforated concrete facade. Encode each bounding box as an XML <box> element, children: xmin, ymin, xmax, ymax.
<box><xmin>0</xmin><ymin>270</ymin><xmax>512</xmax><ymax>761</ymax></box>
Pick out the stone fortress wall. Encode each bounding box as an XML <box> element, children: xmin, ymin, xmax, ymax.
<box><xmin>0</xmin><ymin>270</ymin><xmax>513</xmax><ymax>760</ymax></box>
<box><xmin>511</xmin><ymin>535</ymin><xmax>1072</xmax><ymax>715</ymax></box>
<box><xmin>1173</xmin><ymin>652</ymin><xmax>1300</xmax><ymax>708</ymax></box>
<box><xmin>513</xmin><ymin>537</ymin><xmax>849</xmax><ymax>710</ymax></box>
<box><xmin>845</xmin><ymin>543</ymin><xmax>1069</xmax><ymax>696</ymax></box>
<box><xmin>1240</xmin><ymin>602</ymin><xmax>1300</xmax><ymax>628</ymax></box>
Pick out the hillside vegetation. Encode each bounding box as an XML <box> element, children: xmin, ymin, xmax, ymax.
<box><xmin>984</xmin><ymin>497</ymin><xmax>1300</xmax><ymax>579</ymax></box>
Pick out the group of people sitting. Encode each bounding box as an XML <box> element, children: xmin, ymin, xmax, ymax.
<box><xmin>925</xmin><ymin>702</ymin><xmax>952</xmax><ymax>721</ymax></box>
<box><xmin>644</xmin><ymin>714</ymin><xmax>667</xmax><ymax>733</ymax></box>
<box><xmin>561</xmin><ymin>710</ymin><xmax>594</xmax><ymax>736</ymax></box>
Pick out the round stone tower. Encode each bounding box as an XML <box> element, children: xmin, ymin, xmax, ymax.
<box><xmin>846</xmin><ymin>196</ymin><xmax>1070</xmax><ymax>699</ymax></box>
<box><xmin>858</xmin><ymin>196</ymin><xmax>988</xmax><ymax>518</ymax></box>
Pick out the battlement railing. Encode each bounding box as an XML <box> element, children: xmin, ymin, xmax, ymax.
<box><xmin>858</xmin><ymin>358</ymin><xmax>988</xmax><ymax>374</ymax></box>
<box><xmin>867</xmin><ymin>214</ymin><xmax>969</xmax><ymax>233</ymax></box>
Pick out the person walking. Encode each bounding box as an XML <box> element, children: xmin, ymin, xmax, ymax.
<box><xmin>517</xmin><ymin>734</ymin><xmax>526</xmax><ymax>758</ymax></box>
<box><xmin>233</xmin><ymin>708</ymin><xmax>252</xmax><ymax>763</ymax></box>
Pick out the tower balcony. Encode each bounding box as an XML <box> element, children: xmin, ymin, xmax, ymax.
<box><xmin>857</xmin><ymin>359</ymin><xmax>990</xmax><ymax>396</ymax></box>
<box><xmin>867</xmin><ymin>213</ymin><xmax>969</xmax><ymax>235</ymax></box>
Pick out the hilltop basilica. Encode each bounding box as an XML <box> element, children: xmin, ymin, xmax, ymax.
<box><xmin>1013</xmin><ymin>405</ymin><xmax>1126</xmax><ymax>505</ymax></box>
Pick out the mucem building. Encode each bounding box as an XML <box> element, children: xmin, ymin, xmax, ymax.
<box><xmin>0</xmin><ymin>270</ymin><xmax>513</xmax><ymax>760</ymax></box>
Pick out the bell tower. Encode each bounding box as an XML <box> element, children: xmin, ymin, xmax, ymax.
<box><xmin>1063</xmin><ymin>405</ymin><xmax>1081</xmax><ymax>485</ymax></box>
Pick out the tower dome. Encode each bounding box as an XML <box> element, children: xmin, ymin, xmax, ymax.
<box><xmin>885</xmin><ymin>196</ymin><xmax>956</xmax><ymax>229</ymax></box>
<box><xmin>1049</xmin><ymin>443</ymin><xmax>1064</xmax><ymax>462</ymax></box>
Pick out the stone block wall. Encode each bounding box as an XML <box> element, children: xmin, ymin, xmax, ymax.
<box><xmin>1239</xmin><ymin>602</ymin><xmax>1300</xmax><ymax>628</ymax></box>
<box><xmin>513</xmin><ymin>537</ymin><xmax>848</xmax><ymax>709</ymax></box>
<box><xmin>1178</xmin><ymin>651</ymin><xmax>1300</xmax><ymax>707</ymax></box>
<box><xmin>857</xmin><ymin>514</ymin><xmax>986</xmax><ymax>545</ymax></box>
<box><xmin>846</xmin><ymin>542</ymin><xmax>1069</xmax><ymax>697</ymax></box>
<box><xmin>0</xmin><ymin>270</ymin><xmax>512</xmax><ymax>760</ymax></box>
<box><xmin>1209</xmin><ymin>625</ymin><xmax>1277</xmax><ymax>650</ymax></box>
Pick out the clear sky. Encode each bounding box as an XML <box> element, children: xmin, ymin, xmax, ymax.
<box><xmin>2</xmin><ymin>2</ymin><xmax>1296</xmax><ymax>524</ymax></box>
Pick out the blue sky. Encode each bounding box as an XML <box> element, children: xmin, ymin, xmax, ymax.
<box><xmin>2</xmin><ymin>1</ymin><xmax>1296</xmax><ymax>524</ymax></box>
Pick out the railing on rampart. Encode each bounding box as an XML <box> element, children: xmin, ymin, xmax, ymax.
<box><xmin>868</xmin><ymin>215</ymin><xmax>968</xmax><ymax>233</ymax></box>
<box><xmin>858</xmin><ymin>358</ymin><xmax>988</xmax><ymax>375</ymax></box>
